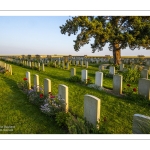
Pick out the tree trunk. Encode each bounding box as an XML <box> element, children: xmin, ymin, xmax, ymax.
<box><xmin>113</xmin><ymin>44</ymin><xmax>121</xmax><ymax>65</ymax></box>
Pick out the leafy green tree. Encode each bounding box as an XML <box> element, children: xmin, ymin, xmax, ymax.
<box><xmin>60</xmin><ymin>16</ymin><xmax>150</xmax><ymax>65</ymax></box>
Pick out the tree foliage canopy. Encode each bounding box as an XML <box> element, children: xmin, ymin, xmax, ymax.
<box><xmin>60</xmin><ymin>16</ymin><xmax>150</xmax><ymax>53</ymax></box>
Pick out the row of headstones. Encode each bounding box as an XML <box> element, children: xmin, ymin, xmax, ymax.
<box><xmin>0</xmin><ymin>61</ymin><xmax>12</xmax><ymax>75</ymax></box>
<box><xmin>71</xmin><ymin>68</ymin><xmax>150</xmax><ymax>100</ymax></box>
<box><xmin>1</xmin><ymin>55</ymin><xmax>150</xmax><ymax>65</ymax></box>
<box><xmin>51</xmin><ymin>59</ymin><xmax>89</xmax><ymax>68</ymax></box>
<box><xmin>2</xmin><ymin>58</ymin><xmax>45</xmax><ymax>71</ymax></box>
<box><xmin>26</xmin><ymin>71</ymin><xmax>150</xmax><ymax>133</ymax></box>
<box><xmin>1</xmin><ymin>57</ymin><xmax>89</xmax><ymax>70</ymax></box>
<box><xmin>25</xmin><ymin>71</ymin><xmax>100</xmax><ymax>127</ymax></box>
<box><xmin>99</xmin><ymin>64</ymin><xmax>150</xmax><ymax>79</ymax></box>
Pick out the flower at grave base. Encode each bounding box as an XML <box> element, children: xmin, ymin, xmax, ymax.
<box><xmin>40</xmin><ymin>93</ymin><xmax>44</xmax><ymax>98</ymax></box>
<box><xmin>133</xmin><ymin>88</ymin><xmax>137</xmax><ymax>92</ymax></box>
<box><xmin>50</xmin><ymin>95</ymin><xmax>55</xmax><ymax>99</ymax></box>
<box><xmin>23</xmin><ymin>77</ymin><xmax>28</xmax><ymax>81</ymax></box>
<box><xmin>127</xmin><ymin>84</ymin><xmax>130</xmax><ymax>87</ymax></box>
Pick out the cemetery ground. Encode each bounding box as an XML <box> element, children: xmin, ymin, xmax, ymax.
<box><xmin>0</xmin><ymin>62</ymin><xmax>150</xmax><ymax>134</ymax></box>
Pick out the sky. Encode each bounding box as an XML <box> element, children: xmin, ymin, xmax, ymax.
<box><xmin>0</xmin><ymin>16</ymin><xmax>150</xmax><ymax>57</ymax></box>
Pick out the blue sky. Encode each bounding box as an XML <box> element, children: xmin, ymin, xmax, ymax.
<box><xmin>0</xmin><ymin>16</ymin><xmax>150</xmax><ymax>56</ymax></box>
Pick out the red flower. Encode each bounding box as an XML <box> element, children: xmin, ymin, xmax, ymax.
<box><xmin>133</xmin><ymin>88</ymin><xmax>137</xmax><ymax>92</ymax></box>
<box><xmin>127</xmin><ymin>84</ymin><xmax>130</xmax><ymax>87</ymax></box>
<box><xmin>23</xmin><ymin>77</ymin><xmax>28</xmax><ymax>81</ymax></box>
<box><xmin>50</xmin><ymin>95</ymin><xmax>55</xmax><ymax>98</ymax></box>
<box><xmin>40</xmin><ymin>93</ymin><xmax>44</xmax><ymax>98</ymax></box>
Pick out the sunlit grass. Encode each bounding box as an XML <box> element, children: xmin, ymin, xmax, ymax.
<box><xmin>0</xmin><ymin>62</ymin><xmax>150</xmax><ymax>134</ymax></box>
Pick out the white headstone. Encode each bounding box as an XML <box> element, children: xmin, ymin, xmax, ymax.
<box><xmin>66</xmin><ymin>62</ymin><xmax>70</xmax><ymax>70</ymax></box>
<box><xmin>38</xmin><ymin>63</ymin><xmax>40</xmax><ymax>70</ymax></box>
<box><xmin>132</xmin><ymin>114</ymin><xmax>150</xmax><ymax>134</ymax></box>
<box><xmin>42</xmin><ymin>63</ymin><xmax>45</xmax><ymax>71</ymax></box>
<box><xmin>58</xmin><ymin>84</ymin><xmax>68</xmax><ymax>112</ymax></box>
<box><xmin>9</xmin><ymin>65</ymin><xmax>12</xmax><ymax>75</ymax></box>
<box><xmin>34</xmin><ymin>74</ymin><xmax>39</xmax><ymax>92</ymax></box>
<box><xmin>44</xmin><ymin>78</ymin><xmax>51</xmax><ymax>96</ymax></box>
<box><xmin>141</xmin><ymin>69</ymin><xmax>148</xmax><ymax>79</ymax></box>
<box><xmin>81</xmin><ymin>69</ymin><xmax>88</xmax><ymax>83</ymax></box>
<box><xmin>95</xmin><ymin>72</ymin><xmax>103</xmax><ymax>87</ymax></box>
<box><xmin>85</xmin><ymin>61</ymin><xmax>88</xmax><ymax>68</ymax></box>
<box><xmin>26</xmin><ymin>71</ymin><xmax>31</xmax><ymax>89</ymax></box>
<box><xmin>84</xmin><ymin>94</ymin><xmax>101</xmax><ymax>128</ymax></box>
<box><xmin>109</xmin><ymin>66</ymin><xmax>115</xmax><ymax>75</ymax></box>
<box><xmin>71</xmin><ymin>68</ymin><xmax>76</xmax><ymax>76</ymax></box>
<box><xmin>120</xmin><ymin>64</ymin><xmax>124</xmax><ymax>71</ymax></box>
<box><xmin>138</xmin><ymin>78</ymin><xmax>150</xmax><ymax>100</ymax></box>
<box><xmin>113</xmin><ymin>74</ymin><xmax>122</xmax><ymax>94</ymax></box>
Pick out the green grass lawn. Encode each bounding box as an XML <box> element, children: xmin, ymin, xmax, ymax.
<box><xmin>0</xmin><ymin>61</ymin><xmax>150</xmax><ymax>134</ymax></box>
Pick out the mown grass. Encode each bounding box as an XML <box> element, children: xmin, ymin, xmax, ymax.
<box><xmin>0</xmin><ymin>61</ymin><xmax>150</xmax><ymax>134</ymax></box>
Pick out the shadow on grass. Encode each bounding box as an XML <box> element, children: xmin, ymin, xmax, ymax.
<box><xmin>1</xmin><ymin>74</ymin><xmax>68</xmax><ymax>134</ymax></box>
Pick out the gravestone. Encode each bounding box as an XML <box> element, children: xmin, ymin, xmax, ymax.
<box><xmin>54</xmin><ymin>61</ymin><xmax>56</xmax><ymax>68</ymax></box>
<box><xmin>99</xmin><ymin>65</ymin><xmax>104</xmax><ymax>71</ymax></box>
<box><xmin>38</xmin><ymin>63</ymin><xmax>40</xmax><ymax>70</ymax></box>
<box><xmin>80</xmin><ymin>60</ymin><xmax>83</xmax><ymax>66</ymax></box>
<box><xmin>84</xmin><ymin>94</ymin><xmax>101</xmax><ymax>128</ymax></box>
<box><xmin>26</xmin><ymin>71</ymin><xmax>31</xmax><ymax>89</ymax></box>
<box><xmin>76</xmin><ymin>60</ymin><xmax>79</xmax><ymax>66</ymax></box>
<box><xmin>42</xmin><ymin>63</ymin><xmax>45</xmax><ymax>71</ymax></box>
<box><xmin>44</xmin><ymin>78</ymin><xmax>51</xmax><ymax>96</ymax></box>
<box><xmin>9</xmin><ymin>65</ymin><xmax>12</xmax><ymax>75</ymax></box>
<box><xmin>58</xmin><ymin>84</ymin><xmax>68</xmax><ymax>112</ymax></box>
<box><xmin>109</xmin><ymin>66</ymin><xmax>115</xmax><ymax>75</ymax></box>
<box><xmin>138</xmin><ymin>78</ymin><xmax>150</xmax><ymax>100</ymax></box>
<box><xmin>71</xmin><ymin>68</ymin><xmax>76</xmax><ymax>76</ymax></box>
<box><xmin>113</xmin><ymin>74</ymin><xmax>122</xmax><ymax>94</ymax></box>
<box><xmin>141</xmin><ymin>69</ymin><xmax>148</xmax><ymax>79</ymax></box>
<box><xmin>95</xmin><ymin>72</ymin><xmax>103</xmax><ymax>87</ymax></box>
<box><xmin>81</xmin><ymin>69</ymin><xmax>88</xmax><ymax>83</ymax></box>
<box><xmin>29</xmin><ymin>61</ymin><xmax>31</xmax><ymax>68</ymax></box>
<box><xmin>62</xmin><ymin>61</ymin><xmax>65</xmax><ymax>69</ymax></box>
<box><xmin>72</xmin><ymin>60</ymin><xmax>75</xmax><ymax>65</ymax></box>
<box><xmin>85</xmin><ymin>61</ymin><xmax>88</xmax><ymax>68</ymax></box>
<box><xmin>34</xmin><ymin>74</ymin><xmax>39</xmax><ymax>92</ymax></box>
<box><xmin>119</xmin><ymin>64</ymin><xmax>124</xmax><ymax>71</ymax></box>
<box><xmin>132</xmin><ymin>114</ymin><xmax>150</xmax><ymax>134</ymax></box>
<box><xmin>66</xmin><ymin>62</ymin><xmax>70</xmax><ymax>70</ymax></box>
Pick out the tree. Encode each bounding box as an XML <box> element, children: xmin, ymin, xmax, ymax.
<box><xmin>60</xmin><ymin>16</ymin><xmax>150</xmax><ymax>65</ymax></box>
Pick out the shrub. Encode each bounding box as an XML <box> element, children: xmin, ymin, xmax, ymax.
<box><xmin>122</xmin><ymin>68</ymin><xmax>140</xmax><ymax>83</ymax></box>
<box><xmin>67</xmin><ymin>75</ymin><xmax>81</xmax><ymax>83</ymax></box>
<box><xmin>55</xmin><ymin>111</ymin><xmax>104</xmax><ymax>134</ymax></box>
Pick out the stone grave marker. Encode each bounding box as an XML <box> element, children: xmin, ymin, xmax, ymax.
<box><xmin>44</xmin><ymin>78</ymin><xmax>51</xmax><ymax>96</ymax></box>
<box><xmin>141</xmin><ymin>69</ymin><xmax>148</xmax><ymax>79</ymax></box>
<box><xmin>84</xmin><ymin>94</ymin><xmax>101</xmax><ymax>128</ymax></box>
<box><xmin>113</xmin><ymin>74</ymin><xmax>122</xmax><ymax>94</ymax></box>
<box><xmin>71</xmin><ymin>68</ymin><xmax>76</xmax><ymax>76</ymax></box>
<box><xmin>81</xmin><ymin>69</ymin><xmax>88</xmax><ymax>83</ymax></box>
<box><xmin>42</xmin><ymin>63</ymin><xmax>45</xmax><ymax>71</ymax></box>
<box><xmin>34</xmin><ymin>74</ymin><xmax>39</xmax><ymax>92</ymax></box>
<box><xmin>95</xmin><ymin>71</ymin><xmax>103</xmax><ymax>87</ymax></box>
<box><xmin>138</xmin><ymin>78</ymin><xmax>150</xmax><ymax>100</ymax></box>
<box><xmin>132</xmin><ymin>114</ymin><xmax>150</xmax><ymax>134</ymax></box>
<box><xmin>26</xmin><ymin>71</ymin><xmax>31</xmax><ymax>89</ymax></box>
<box><xmin>109</xmin><ymin>66</ymin><xmax>115</xmax><ymax>75</ymax></box>
<box><xmin>58</xmin><ymin>84</ymin><xmax>68</xmax><ymax>112</ymax></box>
